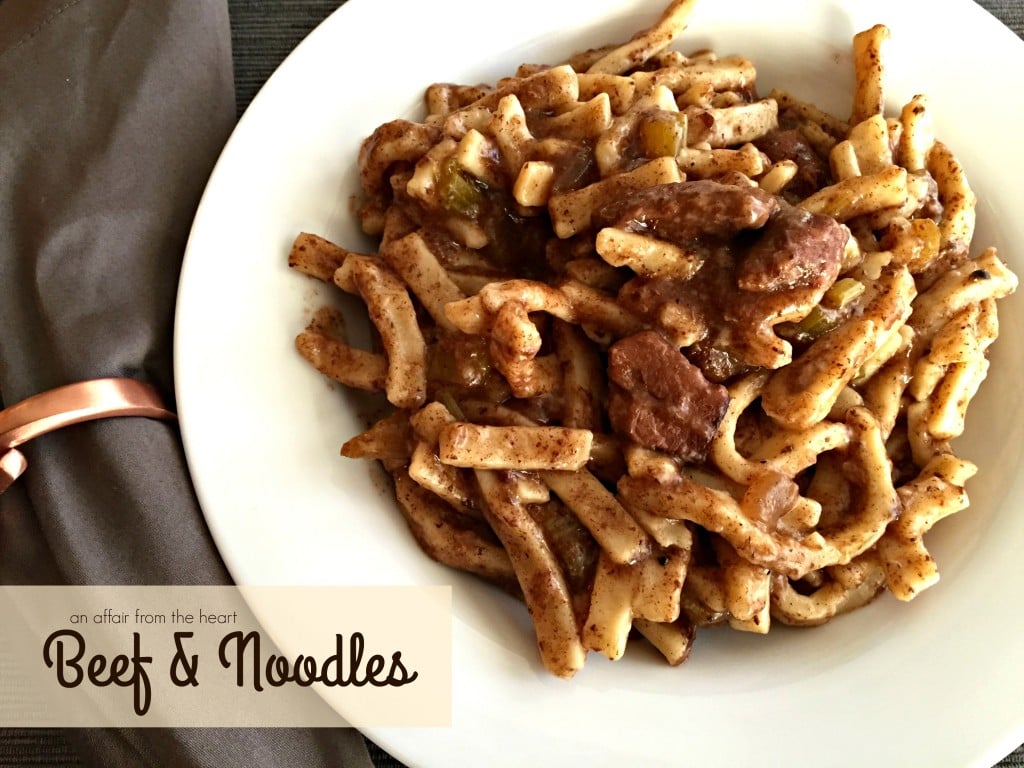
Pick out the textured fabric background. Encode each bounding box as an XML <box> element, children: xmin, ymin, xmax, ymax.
<box><xmin>1</xmin><ymin>1</ymin><xmax>1022</xmax><ymax>767</ymax></box>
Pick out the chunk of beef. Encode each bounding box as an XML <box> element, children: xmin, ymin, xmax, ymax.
<box><xmin>598</xmin><ymin>179</ymin><xmax>778</xmax><ymax>245</ymax></box>
<box><xmin>607</xmin><ymin>330</ymin><xmax>730</xmax><ymax>461</ymax></box>
<box><xmin>686</xmin><ymin>341</ymin><xmax>753</xmax><ymax>383</ymax></box>
<box><xmin>754</xmin><ymin>128</ymin><xmax>830</xmax><ymax>199</ymax></box>
<box><xmin>737</xmin><ymin>206</ymin><xmax>846</xmax><ymax>293</ymax></box>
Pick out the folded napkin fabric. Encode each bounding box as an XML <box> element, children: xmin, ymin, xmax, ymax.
<box><xmin>0</xmin><ymin>1</ymin><xmax>374</xmax><ymax>766</ymax></box>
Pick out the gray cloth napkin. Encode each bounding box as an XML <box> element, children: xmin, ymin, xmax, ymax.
<box><xmin>0</xmin><ymin>1</ymin><xmax>375</xmax><ymax>766</ymax></box>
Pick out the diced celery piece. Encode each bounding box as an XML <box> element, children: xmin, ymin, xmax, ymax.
<box><xmin>794</xmin><ymin>305</ymin><xmax>836</xmax><ymax>339</ymax></box>
<box><xmin>822</xmin><ymin>278</ymin><xmax>865</xmax><ymax>309</ymax></box>
<box><xmin>438</xmin><ymin>157</ymin><xmax>484</xmax><ymax>217</ymax></box>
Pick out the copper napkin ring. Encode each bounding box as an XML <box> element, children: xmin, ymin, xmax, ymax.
<box><xmin>0</xmin><ymin>378</ymin><xmax>176</xmax><ymax>497</ymax></box>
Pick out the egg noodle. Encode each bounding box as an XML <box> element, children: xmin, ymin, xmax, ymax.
<box><xmin>288</xmin><ymin>0</ymin><xmax>1017</xmax><ymax>677</ymax></box>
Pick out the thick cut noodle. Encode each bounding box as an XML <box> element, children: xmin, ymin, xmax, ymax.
<box><xmin>288</xmin><ymin>0</ymin><xmax>1017</xmax><ymax>678</ymax></box>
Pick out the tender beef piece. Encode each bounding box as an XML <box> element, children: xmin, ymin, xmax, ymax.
<box><xmin>607</xmin><ymin>330</ymin><xmax>730</xmax><ymax>461</ymax></box>
<box><xmin>618</xmin><ymin>217</ymin><xmax>844</xmax><ymax>372</ymax></box>
<box><xmin>754</xmin><ymin>128</ymin><xmax>830</xmax><ymax>199</ymax></box>
<box><xmin>597</xmin><ymin>179</ymin><xmax>778</xmax><ymax>245</ymax></box>
<box><xmin>736</xmin><ymin>206</ymin><xmax>846</xmax><ymax>293</ymax></box>
<box><xmin>686</xmin><ymin>341</ymin><xmax>753</xmax><ymax>383</ymax></box>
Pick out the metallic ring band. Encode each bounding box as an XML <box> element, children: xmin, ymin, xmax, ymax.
<box><xmin>0</xmin><ymin>378</ymin><xmax>175</xmax><ymax>450</ymax></box>
<box><xmin>0</xmin><ymin>378</ymin><xmax>175</xmax><ymax>496</ymax></box>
